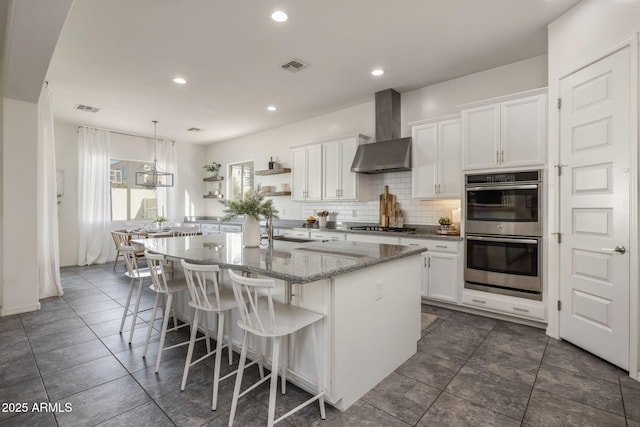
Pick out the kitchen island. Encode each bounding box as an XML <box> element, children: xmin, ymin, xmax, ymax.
<box><xmin>136</xmin><ymin>233</ymin><xmax>424</xmax><ymax>411</ymax></box>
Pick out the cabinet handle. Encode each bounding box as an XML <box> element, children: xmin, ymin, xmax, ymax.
<box><xmin>512</xmin><ymin>307</ymin><xmax>529</xmax><ymax>313</ymax></box>
<box><xmin>501</xmin><ymin>150</ymin><xmax>505</xmax><ymax>164</ymax></box>
<box><xmin>471</xmin><ymin>299</ymin><xmax>486</xmax><ymax>304</ymax></box>
<box><xmin>435</xmin><ymin>245</ymin><xmax>447</xmax><ymax>249</ymax></box>
<box><xmin>496</xmin><ymin>151</ymin><xmax>499</xmax><ymax>164</ymax></box>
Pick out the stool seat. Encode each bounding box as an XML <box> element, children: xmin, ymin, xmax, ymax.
<box><xmin>149</xmin><ymin>278</ymin><xmax>188</xmax><ymax>294</ymax></box>
<box><xmin>239</xmin><ymin>300</ymin><xmax>324</xmax><ymax>338</ymax></box>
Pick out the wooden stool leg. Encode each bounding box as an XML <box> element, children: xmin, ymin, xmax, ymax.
<box><xmin>128</xmin><ymin>278</ymin><xmax>144</xmax><ymax>344</ymax></box>
<box><xmin>181</xmin><ymin>308</ymin><xmax>200</xmax><ymax>391</ymax></box>
<box><xmin>142</xmin><ymin>292</ymin><xmax>161</xmax><ymax>358</ymax></box>
<box><xmin>119</xmin><ymin>278</ymin><xmax>135</xmax><ymax>334</ymax></box>
<box><xmin>228</xmin><ymin>332</ymin><xmax>249</xmax><ymax>427</ymax></box>
<box><xmin>155</xmin><ymin>293</ymin><xmax>173</xmax><ymax>373</ymax></box>
<box><xmin>267</xmin><ymin>336</ymin><xmax>281</xmax><ymax>427</ymax></box>
<box><xmin>212</xmin><ymin>312</ymin><xmax>225</xmax><ymax>410</ymax></box>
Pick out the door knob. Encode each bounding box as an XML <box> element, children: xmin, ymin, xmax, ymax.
<box><xmin>601</xmin><ymin>245</ymin><xmax>626</xmax><ymax>254</ymax></box>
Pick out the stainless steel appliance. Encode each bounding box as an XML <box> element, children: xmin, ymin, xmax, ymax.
<box><xmin>465</xmin><ymin>170</ymin><xmax>542</xmax><ymax>236</ymax></box>
<box><xmin>464</xmin><ymin>170</ymin><xmax>543</xmax><ymax>300</ymax></box>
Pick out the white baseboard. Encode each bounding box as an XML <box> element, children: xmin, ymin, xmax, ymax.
<box><xmin>1</xmin><ymin>302</ymin><xmax>40</xmax><ymax>316</ymax></box>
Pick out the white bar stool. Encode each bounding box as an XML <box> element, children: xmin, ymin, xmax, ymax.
<box><xmin>227</xmin><ymin>270</ymin><xmax>326</xmax><ymax>427</ymax></box>
<box><xmin>119</xmin><ymin>244</ymin><xmax>162</xmax><ymax>344</ymax></box>
<box><xmin>141</xmin><ymin>251</ymin><xmax>192</xmax><ymax>372</ymax></box>
<box><xmin>180</xmin><ymin>260</ymin><xmax>239</xmax><ymax>411</ymax></box>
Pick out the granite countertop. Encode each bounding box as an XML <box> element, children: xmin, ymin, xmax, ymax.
<box><xmin>185</xmin><ymin>217</ymin><xmax>462</xmax><ymax>241</ymax></box>
<box><xmin>135</xmin><ymin>233</ymin><xmax>425</xmax><ymax>284</ymax></box>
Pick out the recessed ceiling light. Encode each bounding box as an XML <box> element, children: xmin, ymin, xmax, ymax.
<box><xmin>371</xmin><ymin>69</ymin><xmax>384</xmax><ymax>77</ymax></box>
<box><xmin>267</xmin><ymin>105</ymin><xmax>277</xmax><ymax>112</ymax></box>
<box><xmin>271</xmin><ymin>11</ymin><xmax>288</xmax><ymax>22</ymax></box>
<box><xmin>173</xmin><ymin>77</ymin><xmax>187</xmax><ymax>84</ymax></box>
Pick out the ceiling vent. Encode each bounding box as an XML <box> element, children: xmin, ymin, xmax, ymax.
<box><xmin>74</xmin><ymin>104</ymin><xmax>100</xmax><ymax>113</ymax></box>
<box><xmin>187</xmin><ymin>127</ymin><xmax>204</xmax><ymax>132</ymax></box>
<box><xmin>280</xmin><ymin>58</ymin><xmax>310</xmax><ymax>73</ymax></box>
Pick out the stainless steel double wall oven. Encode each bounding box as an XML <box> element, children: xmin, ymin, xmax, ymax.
<box><xmin>464</xmin><ymin>170</ymin><xmax>543</xmax><ymax>300</ymax></box>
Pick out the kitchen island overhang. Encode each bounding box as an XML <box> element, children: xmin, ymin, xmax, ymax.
<box><xmin>134</xmin><ymin>233</ymin><xmax>424</xmax><ymax>411</ymax></box>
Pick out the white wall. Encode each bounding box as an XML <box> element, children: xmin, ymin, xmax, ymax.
<box><xmin>1</xmin><ymin>98</ymin><xmax>39</xmax><ymax>315</ymax></box>
<box><xmin>547</xmin><ymin>0</ymin><xmax>640</xmax><ymax>379</ymax></box>
<box><xmin>54</xmin><ymin>121</ymin><xmax>207</xmax><ymax>266</ymax></box>
<box><xmin>206</xmin><ymin>55</ymin><xmax>548</xmax><ymax>224</ymax></box>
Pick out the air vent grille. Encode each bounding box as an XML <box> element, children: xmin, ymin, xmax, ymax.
<box><xmin>281</xmin><ymin>58</ymin><xmax>310</xmax><ymax>73</ymax></box>
<box><xmin>187</xmin><ymin>127</ymin><xmax>204</xmax><ymax>132</ymax></box>
<box><xmin>74</xmin><ymin>104</ymin><xmax>100</xmax><ymax>113</ymax></box>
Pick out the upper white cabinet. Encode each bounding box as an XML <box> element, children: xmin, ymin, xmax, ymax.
<box><xmin>322</xmin><ymin>135</ymin><xmax>369</xmax><ymax>201</ymax></box>
<box><xmin>411</xmin><ymin>117</ymin><xmax>461</xmax><ymax>199</ymax></box>
<box><xmin>292</xmin><ymin>134</ymin><xmax>369</xmax><ymax>202</ymax></box>
<box><xmin>462</xmin><ymin>90</ymin><xmax>547</xmax><ymax>170</ymax></box>
<box><xmin>291</xmin><ymin>144</ymin><xmax>322</xmax><ymax>201</ymax></box>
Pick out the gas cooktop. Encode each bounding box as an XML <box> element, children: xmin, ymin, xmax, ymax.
<box><xmin>349</xmin><ymin>226</ymin><xmax>416</xmax><ymax>233</ymax></box>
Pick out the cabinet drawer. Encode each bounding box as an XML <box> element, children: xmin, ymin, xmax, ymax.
<box><xmin>310</xmin><ymin>231</ymin><xmax>345</xmax><ymax>241</ymax></box>
<box><xmin>280</xmin><ymin>229</ymin><xmax>310</xmax><ymax>239</ymax></box>
<box><xmin>462</xmin><ymin>290</ymin><xmax>545</xmax><ymax>321</ymax></box>
<box><xmin>401</xmin><ymin>238</ymin><xmax>459</xmax><ymax>253</ymax></box>
<box><xmin>220</xmin><ymin>224</ymin><xmax>241</xmax><ymax>233</ymax></box>
<box><xmin>200</xmin><ymin>224</ymin><xmax>219</xmax><ymax>234</ymax></box>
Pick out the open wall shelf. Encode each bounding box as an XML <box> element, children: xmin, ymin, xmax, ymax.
<box><xmin>255</xmin><ymin>168</ymin><xmax>291</xmax><ymax>176</ymax></box>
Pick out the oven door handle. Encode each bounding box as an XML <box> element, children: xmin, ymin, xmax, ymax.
<box><xmin>466</xmin><ymin>235</ymin><xmax>539</xmax><ymax>245</ymax></box>
<box><xmin>465</xmin><ymin>184</ymin><xmax>539</xmax><ymax>191</ymax></box>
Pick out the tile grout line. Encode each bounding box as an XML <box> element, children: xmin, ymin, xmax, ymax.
<box><xmin>519</xmin><ymin>337</ymin><xmax>549</xmax><ymax>426</ymax></box>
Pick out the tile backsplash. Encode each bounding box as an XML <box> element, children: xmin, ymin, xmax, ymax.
<box><xmin>300</xmin><ymin>171</ymin><xmax>460</xmax><ymax>225</ymax></box>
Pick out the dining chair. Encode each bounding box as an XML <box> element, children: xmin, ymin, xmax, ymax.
<box><xmin>111</xmin><ymin>230</ymin><xmax>144</xmax><ymax>270</ymax></box>
<box><xmin>119</xmin><ymin>244</ymin><xmax>162</xmax><ymax>344</ymax></box>
<box><xmin>180</xmin><ymin>260</ymin><xmax>241</xmax><ymax>411</ymax></box>
<box><xmin>142</xmin><ymin>251</ymin><xmax>191</xmax><ymax>373</ymax></box>
<box><xmin>227</xmin><ymin>270</ymin><xmax>326</xmax><ymax>427</ymax></box>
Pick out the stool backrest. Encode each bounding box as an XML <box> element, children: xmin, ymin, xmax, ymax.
<box><xmin>121</xmin><ymin>244</ymin><xmax>142</xmax><ymax>277</ymax></box>
<box><xmin>181</xmin><ymin>260</ymin><xmax>221</xmax><ymax>310</ymax></box>
<box><xmin>145</xmin><ymin>251</ymin><xmax>168</xmax><ymax>292</ymax></box>
<box><xmin>172</xmin><ymin>226</ymin><xmax>200</xmax><ymax>237</ymax></box>
<box><xmin>228</xmin><ymin>270</ymin><xmax>277</xmax><ymax>334</ymax></box>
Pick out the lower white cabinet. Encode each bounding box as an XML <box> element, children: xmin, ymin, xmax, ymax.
<box><xmin>401</xmin><ymin>237</ymin><xmax>461</xmax><ymax>303</ymax></box>
<box><xmin>279</xmin><ymin>229</ymin><xmax>310</xmax><ymax>239</ymax></box>
<box><xmin>219</xmin><ymin>224</ymin><xmax>242</xmax><ymax>233</ymax></box>
<box><xmin>462</xmin><ymin>289</ymin><xmax>545</xmax><ymax>321</ymax></box>
<box><xmin>310</xmin><ymin>231</ymin><xmax>345</xmax><ymax>241</ymax></box>
<box><xmin>424</xmin><ymin>251</ymin><xmax>459</xmax><ymax>303</ymax></box>
<box><xmin>346</xmin><ymin>233</ymin><xmax>400</xmax><ymax>244</ymax></box>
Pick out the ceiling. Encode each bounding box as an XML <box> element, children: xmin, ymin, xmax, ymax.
<box><xmin>46</xmin><ymin>0</ymin><xmax>581</xmax><ymax>144</ymax></box>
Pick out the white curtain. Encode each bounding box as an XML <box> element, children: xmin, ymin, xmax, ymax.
<box><xmin>37</xmin><ymin>85</ymin><xmax>63</xmax><ymax>298</ymax></box>
<box><xmin>77</xmin><ymin>127</ymin><xmax>111</xmax><ymax>265</ymax></box>
<box><xmin>155</xmin><ymin>138</ymin><xmax>177</xmax><ymax>221</ymax></box>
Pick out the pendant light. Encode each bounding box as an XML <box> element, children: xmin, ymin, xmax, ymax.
<box><xmin>135</xmin><ymin>120</ymin><xmax>174</xmax><ymax>187</ymax></box>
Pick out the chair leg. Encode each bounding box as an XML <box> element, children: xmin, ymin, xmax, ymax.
<box><xmin>128</xmin><ymin>278</ymin><xmax>145</xmax><ymax>344</ymax></box>
<box><xmin>142</xmin><ymin>292</ymin><xmax>161</xmax><ymax>358</ymax></box>
<box><xmin>212</xmin><ymin>312</ymin><xmax>225</xmax><ymax>411</ymax></box>
<box><xmin>267</xmin><ymin>336</ymin><xmax>281</xmax><ymax>427</ymax></box>
<box><xmin>113</xmin><ymin>251</ymin><xmax>120</xmax><ymax>270</ymax></box>
<box><xmin>310</xmin><ymin>324</ymin><xmax>326</xmax><ymax>419</ymax></box>
<box><xmin>229</xmin><ymin>331</ymin><xmax>248</xmax><ymax>427</ymax></box>
<box><xmin>155</xmin><ymin>293</ymin><xmax>173</xmax><ymax>373</ymax></box>
<box><xmin>226</xmin><ymin>311</ymin><xmax>233</xmax><ymax>365</ymax></box>
<box><xmin>281</xmin><ymin>335</ymin><xmax>288</xmax><ymax>395</ymax></box>
<box><xmin>119</xmin><ymin>278</ymin><xmax>135</xmax><ymax>334</ymax></box>
<box><xmin>181</xmin><ymin>308</ymin><xmax>200</xmax><ymax>391</ymax></box>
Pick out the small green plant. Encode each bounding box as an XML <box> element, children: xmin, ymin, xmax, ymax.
<box><xmin>438</xmin><ymin>216</ymin><xmax>452</xmax><ymax>226</ymax></box>
<box><xmin>203</xmin><ymin>162</ymin><xmax>221</xmax><ymax>173</ymax></box>
<box><xmin>154</xmin><ymin>216</ymin><xmax>168</xmax><ymax>223</ymax></box>
<box><xmin>220</xmin><ymin>187</ymin><xmax>279</xmax><ymax>221</ymax></box>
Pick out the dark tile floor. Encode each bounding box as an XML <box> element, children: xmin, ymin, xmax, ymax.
<box><xmin>1</xmin><ymin>262</ymin><xmax>639</xmax><ymax>426</ymax></box>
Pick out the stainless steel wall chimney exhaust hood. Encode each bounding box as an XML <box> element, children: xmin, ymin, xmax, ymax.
<box><xmin>351</xmin><ymin>89</ymin><xmax>411</xmax><ymax>173</ymax></box>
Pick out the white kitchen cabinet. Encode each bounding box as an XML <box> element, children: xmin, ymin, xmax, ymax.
<box><xmin>345</xmin><ymin>233</ymin><xmax>400</xmax><ymax>245</ymax></box>
<box><xmin>219</xmin><ymin>224</ymin><xmax>242</xmax><ymax>233</ymax></box>
<box><xmin>411</xmin><ymin>117</ymin><xmax>461</xmax><ymax>199</ymax></box>
<box><xmin>462</xmin><ymin>289</ymin><xmax>545</xmax><ymax>321</ymax></box>
<box><xmin>279</xmin><ymin>229</ymin><xmax>310</xmax><ymax>239</ymax></box>
<box><xmin>462</xmin><ymin>90</ymin><xmax>547</xmax><ymax>170</ymax></box>
<box><xmin>322</xmin><ymin>135</ymin><xmax>369</xmax><ymax>201</ymax></box>
<box><xmin>199</xmin><ymin>223</ymin><xmax>219</xmax><ymax>234</ymax></box>
<box><xmin>310</xmin><ymin>231</ymin><xmax>345</xmax><ymax>241</ymax></box>
<box><xmin>291</xmin><ymin>144</ymin><xmax>322</xmax><ymax>201</ymax></box>
<box><xmin>401</xmin><ymin>237</ymin><xmax>460</xmax><ymax>302</ymax></box>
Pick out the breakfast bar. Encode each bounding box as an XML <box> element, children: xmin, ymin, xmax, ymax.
<box><xmin>137</xmin><ymin>233</ymin><xmax>424</xmax><ymax>411</ymax></box>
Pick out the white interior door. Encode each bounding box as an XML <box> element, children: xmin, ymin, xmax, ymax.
<box><xmin>559</xmin><ymin>46</ymin><xmax>630</xmax><ymax>370</ymax></box>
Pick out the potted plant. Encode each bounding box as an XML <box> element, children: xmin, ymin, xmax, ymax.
<box><xmin>203</xmin><ymin>162</ymin><xmax>221</xmax><ymax>177</ymax></box>
<box><xmin>151</xmin><ymin>215</ymin><xmax>168</xmax><ymax>231</ymax></box>
<box><xmin>220</xmin><ymin>187</ymin><xmax>279</xmax><ymax>247</ymax></box>
<box><xmin>438</xmin><ymin>216</ymin><xmax>452</xmax><ymax>230</ymax></box>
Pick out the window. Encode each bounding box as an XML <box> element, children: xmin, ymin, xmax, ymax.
<box><xmin>229</xmin><ymin>161</ymin><xmax>254</xmax><ymax>200</ymax></box>
<box><xmin>110</xmin><ymin>159</ymin><xmax>158</xmax><ymax>220</ymax></box>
